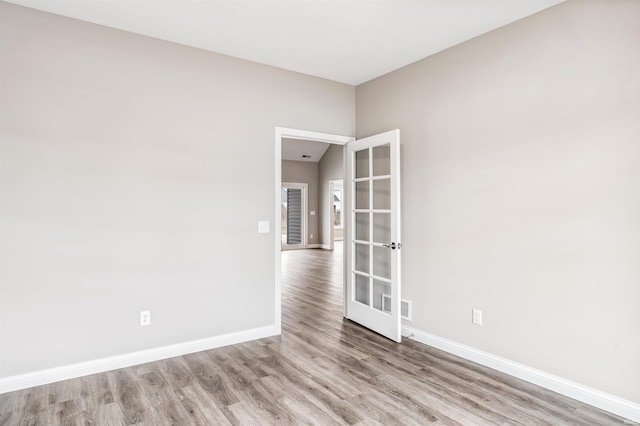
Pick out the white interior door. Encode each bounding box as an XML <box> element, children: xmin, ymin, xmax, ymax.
<box><xmin>345</xmin><ymin>129</ymin><xmax>402</xmax><ymax>342</ymax></box>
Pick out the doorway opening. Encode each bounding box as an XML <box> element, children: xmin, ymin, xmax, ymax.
<box><xmin>274</xmin><ymin>128</ymin><xmax>353</xmax><ymax>333</ymax></box>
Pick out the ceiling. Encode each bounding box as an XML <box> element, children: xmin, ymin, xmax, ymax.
<box><xmin>5</xmin><ymin>0</ymin><xmax>565</xmax><ymax>86</ymax></box>
<box><xmin>282</xmin><ymin>138</ymin><xmax>331</xmax><ymax>163</ymax></box>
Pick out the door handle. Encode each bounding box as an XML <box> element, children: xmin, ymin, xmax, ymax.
<box><xmin>382</xmin><ymin>242</ymin><xmax>396</xmax><ymax>250</ymax></box>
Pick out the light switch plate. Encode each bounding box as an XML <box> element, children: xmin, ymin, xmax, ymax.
<box><xmin>310</xmin><ymin>211</ymin><xmax>316</xmax><ymax>216</ymax></box>
<box><xmin>472</xmin><ymin>309</ymin><xmax>483</xmax><ymax>325</ymax></box>
<box><xmin>258</xmin><ymin>221</ymin><xmax>270</xmax><ymax>233</ymax></box>
<box><xmin>140</xmin><ymin>310</ymin><xmax>150</xmax><ymax>326</ymax></box>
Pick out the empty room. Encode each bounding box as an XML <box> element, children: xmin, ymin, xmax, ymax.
<box><xmin>1</xmin><ymin>0</ymin><xmax>638</xmax><ymax>424</ymax></box>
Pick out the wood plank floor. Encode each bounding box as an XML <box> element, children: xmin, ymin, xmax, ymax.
<box><xmin>0</xmin><ymin>243</ymin><xmax>630</xmax><ymax>425</ymax></box>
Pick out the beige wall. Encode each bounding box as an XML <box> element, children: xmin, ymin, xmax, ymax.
<box><xmin>0</xmin><ymin>2</ymin><xmax>355</xmax><ymax>377</ymax></box>
<box><xmin>318</xmin><ymin>144</ymin><xmax>344</xmax><ymax>247</ymax></box>
<box><xmin>3</xmin><ymin>0</ymin><xmax>639</xmax><ymax>407</ymax></box>
<box><xmin>357</xmin><ymin>0</ymin><xmax>640</xmax><ymax>403</ymax></box>
<box><xmin>281</xmin><ymin>160</ymin><xmax>319</xmax><ymax>246</ymax></box>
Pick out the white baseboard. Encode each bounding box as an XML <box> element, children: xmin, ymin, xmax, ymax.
<box><xmin>402</xmin><ymin>326</ymin><xmax>640</xmax><ymax>423</ymax></box>
<box><xmin>0</xmin><ymin>324</ymin><xmax>279</xmax><ymax>394</ymax></box>
<box><xmin>307</xmin><ymin>244</ymin><xmax>320</xmax><ymax>249</ymax></box>
<box><xmin>320</xmin><ymin>244</ymin><xmax>332</xmax><ymax>250</ymax></box>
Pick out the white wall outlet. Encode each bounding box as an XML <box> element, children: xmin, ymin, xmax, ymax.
<box><xmin>472</xmin><ymin>309</ymin><xmax>483</xmax><ymax>325</ymax></box>
<box><xmin>140</xmin><ymin>310</ymin><xmax>151</xmax><ymax>326</ymax></box>
<box><xmin>310</xmin><ymin>233</ymin><xmax>313</xmax><ymax>239</ymax></box>
<box><xmin>310</xmin><ymin>211</ymin><xmax>316</xmax><ymax>216</ymax></box>
<box><xmin>258</xmin><ymin>221</ymin><xmax>270</xmax><ymax>233</ymax></box>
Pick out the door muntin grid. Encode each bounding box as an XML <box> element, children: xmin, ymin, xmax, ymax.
<box><xmin>351</xmin><ymin>143</ymin><xmax>392</xmax><ymax>314</ymax></box>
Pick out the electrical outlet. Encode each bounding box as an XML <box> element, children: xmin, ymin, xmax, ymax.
<box><xmin>140</xmin><ymin>310</ymin><xmax>151</xmax><ymax>326</ymax></box>
<box><xmin>310</xmin><ymin>234</ymin><xmax>313</xmax><ymax>239</ymax></box>
<box><xmin>472</xmin><ymin>309</ymin><xmax>482</xmax><ymax>325</ymax></box>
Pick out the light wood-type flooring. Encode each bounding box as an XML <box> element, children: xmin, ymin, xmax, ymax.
<box><xmin>0</xmin><ymin>243</ymin><xmax>630</xmax><ymax>425</ymax></box>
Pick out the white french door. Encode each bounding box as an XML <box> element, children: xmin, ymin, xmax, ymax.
<box><xmin>345</xmin><ymin>129</ymin><xmax>402</xmax><ymax>342</ymax></box>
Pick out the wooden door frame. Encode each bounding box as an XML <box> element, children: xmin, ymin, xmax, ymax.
<box><xmin>274</xmin><ymin>127</ymin><xmax>354</xmax><ymax>334</ymax></box>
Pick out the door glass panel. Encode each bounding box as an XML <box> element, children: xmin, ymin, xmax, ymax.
<box><xmin>372</xmin><ymin>179</ymin><xmax>390</xmax><ymax>210</ymax></box>
<box><xmin>355</xmin><ymin>149</ymin><xmax>370</xmax><ymax>178</ymax></box>
<box><xmin>286</xmin><ymin>188</ymin><xmax>302</xmax><ymax>244</ymax></box>
<box><xmin>373</xmin><ymin>246</ymin><xmax>391</xmax><ymax>280</ymax></box>
<box><xmin>355</xmin><ymin>213</ymin><xmax>369</xmax><ymax>242</ymax></box>
<box><xmin>354</xmin><ymin>243</ymin><xmax>370</xmax><ymax>274</ymax></box>
<box><xmin>373</xmin><ymin>279</ymin><xmax>391</xmax><ymax>313</ymax></box>
<box><xmin>355</xmin><ymin>274</ymin><xmax>370</xmax><ymax>305</ymax></box>
<box><xmin>282</xmin><ymin>187</ymin><xmax>303</xmax><ymax>247</ymax></box>
<box><xmin>372</xmin><ymin>213</ymin><xmax>391</xmax><ymax>244</ymax></box>
<box><xmin>372</xmin><ymin>144</ymin><xmax>391</xmax><ymax>176</ymax></box>
<box><xmin>333</xmin><ymin>187</ymin><xmax>342</xmax><ymax>227</ymax></box>
<box><xmin>355</xmin><ymin>181</ymin><xmax>369</xmax><ymax>209</ymax></box>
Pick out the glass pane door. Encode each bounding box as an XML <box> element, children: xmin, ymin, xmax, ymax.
<box><xmin>345</xmin><ymin>130</ymin><xmax>401</xmax><ymax>342</ymax></box>
<box><xmin>281</xmin><ymin>183</ymin><xmax>307</xmax><ymax>250</ymax></box>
